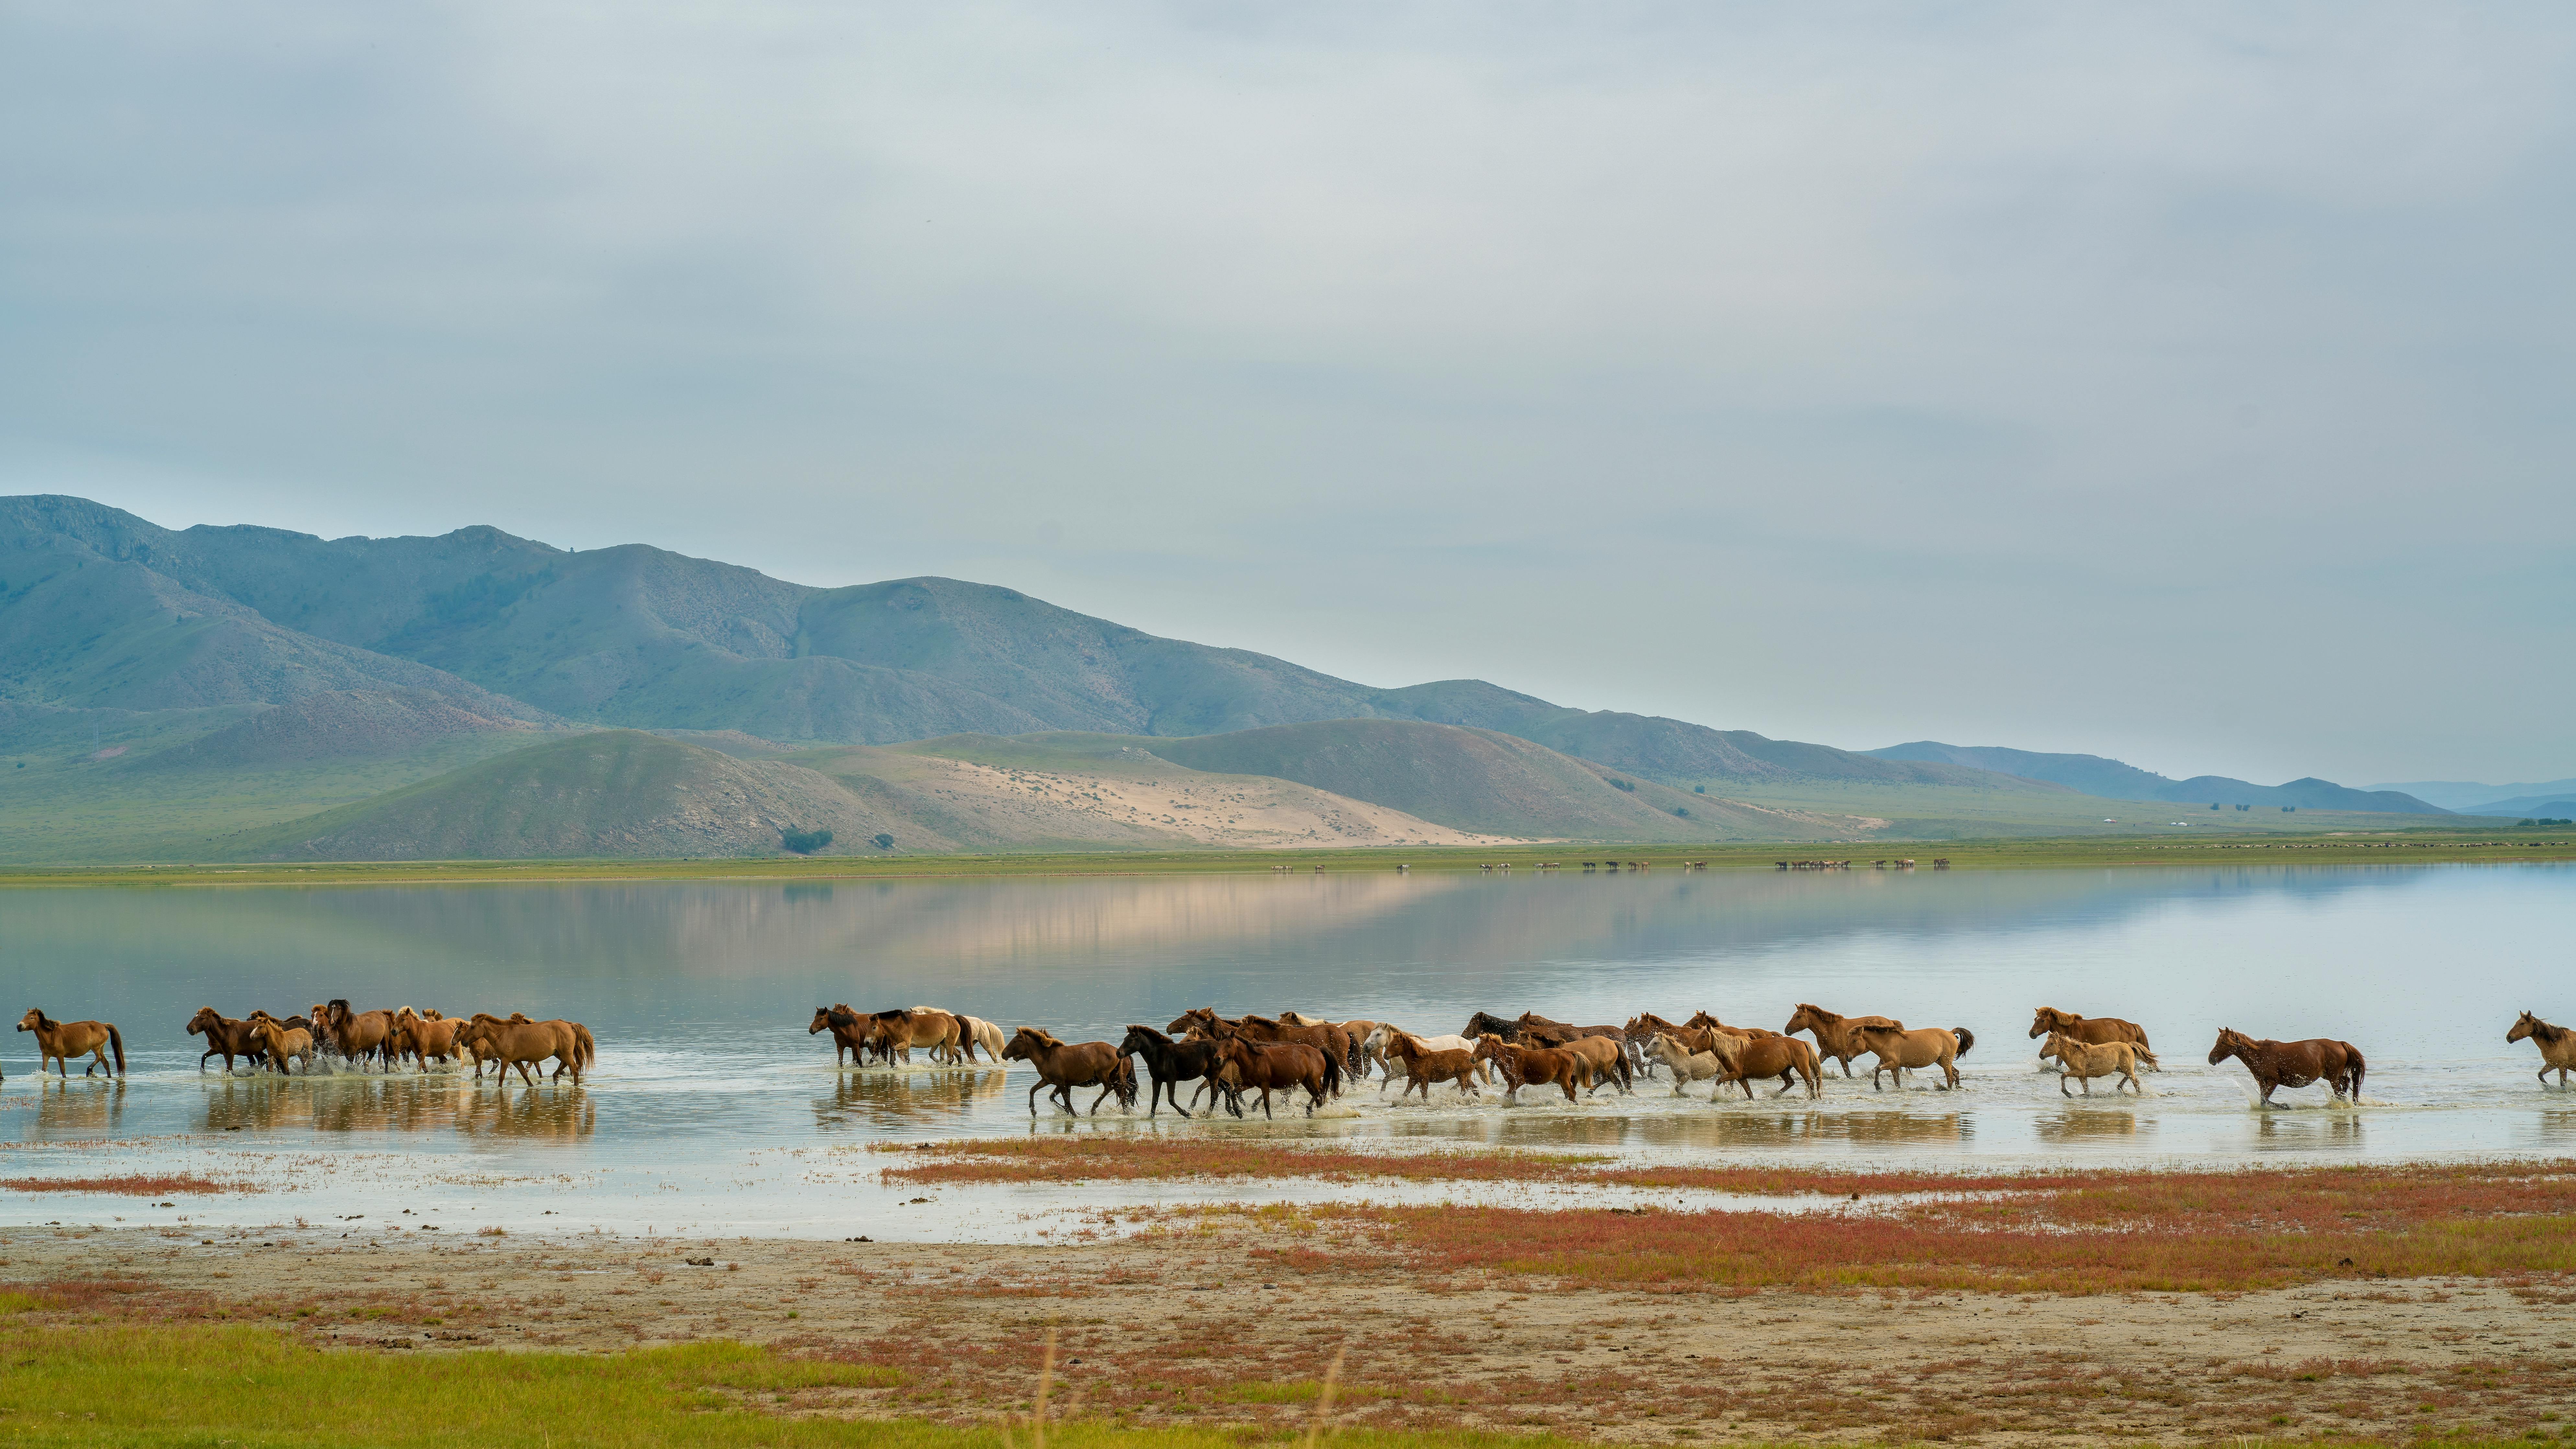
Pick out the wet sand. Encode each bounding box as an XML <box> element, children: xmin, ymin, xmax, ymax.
<box><xmin>7</xmin><ymin>1218</ymin><xmax>2572</xmax><ymax>1444</ymax></box>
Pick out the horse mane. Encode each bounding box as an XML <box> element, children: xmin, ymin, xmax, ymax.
<box><xmin>2532</xmin><ymin>1015</ymin><xmax>2570</xmax><ymax>1044</ymax></box>
<box><xmin>328</xmin><ymin>998</ymin><xmax>352</xmax><ymax>1013</ymax></box>
<box><xmin>1122</xmin><ymin>1024</ymin><xmax>1171</xmax><ymax>1046</ymax></box>
<box><xmin>29</xmin><ymin>1008</ymin><xmax>55</xmax><ymax>1029</ymax></box>
<box><xmin>1237</xmin><ymin>1012</ymin><xmax>1279</xmax><ymax>1028</ymax></box>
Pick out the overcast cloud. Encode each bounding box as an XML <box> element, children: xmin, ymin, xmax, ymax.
<box><xmin>4</xmin><ymin>2</ymin><xmax>2571</xmax><ymax>784</ymax></box>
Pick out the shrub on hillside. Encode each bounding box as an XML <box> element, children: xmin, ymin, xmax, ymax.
<box><xmin>780</xmin><ymin>828</ymin><xmax>833</xmax><ymax>854</ymax></box>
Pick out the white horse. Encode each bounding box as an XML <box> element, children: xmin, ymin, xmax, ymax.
<box><xmin>1646</xmin><ymin>1032</ymin><xmax>1728</xmax><ymax>1095</ymax></box>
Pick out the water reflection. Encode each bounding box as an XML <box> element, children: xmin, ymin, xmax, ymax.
<box><xmin>198</xmin><ymin>1078</ymin><xmax>594</xmax><ymax>1140</ymax></box>
<box><xmin>2036</xmin><ymin>1108</ymin><xmax>2148</xmax><ymax>1144</ymax></box>
<box><xmin>813</xmin><ymin>1070</ymin><xmax>1007</xmax><ymax>1131</ymax></box>
<box><xmin>2251</xmin><ymin>1109</ymin><xmax>2364</xmax><ymax>1151</ymax></box>
<box><xmin>34</xmin><ymin>1080</ymin><xmax>124</xmax><ymax>1135</ymax></box>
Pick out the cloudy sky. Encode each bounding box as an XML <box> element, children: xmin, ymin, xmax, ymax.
<box><xmin>5</xmin><ymin>3</ymin><xmax>2571</xmax><ymax>786</ymax></box>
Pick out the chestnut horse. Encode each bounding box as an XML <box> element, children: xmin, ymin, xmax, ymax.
<box><xmin>2030</xmin><ymin>1007</ymin><xmax>2157</xmax><ymax>1069</ymax></box>
<box><xmin>1003</xmin><ymin>1028</ymin><xmax>1135</xmax><ymax>1116</ymax></box>
<box><xmin>1704</xmin><ymin>1030</ymin><xmax>1823</xmax><ymax>1100</ymax></box>
<box><xmin>391</xmin><ymin>1007</ymin><xmax>463</xmax><ymax>1072</ymax></box>
<box><xmin>1850</xmin><ymin>1023</ymin><xmax>1973</xmax><ymax>1091</ymax></box>
<box><xmin>1782</xmin><ymin>1004</ymin><xmax>1901</xmax><ymax>1078</ymax></box>
<box><xmin>1471</xmin><ymin>1037</ymin><xmax>1585</xmax><ymax>1104</ymax></box>
<box><xmin>1172</xmin><ymin>1009</ymin><xmax>1349</xmax><ymax>1094</ymax></box>
<box><xmin>2208</xmin><ymin>1028</ymin><xmax>2364</xmax><ymax>1106</ymax></box>
<box><xmin>2039</xmin><ymin>1031</ymin><xmax>2143</xmax><ymax>1096</ymax></box>
<box><xmin>1382</xmin><ymin>1030</ymin><xmax>1481</xmax><ymax>1104</ymax></box>
<box><xmin>186</xmin><ymin>1007</ymin><xmax>269</xmax><ymax>1073</ymax></box>
<box><xmin>313</xmin><ymin>1000</ymin><xmax>399</xmax><ymax>1072</ymax></box>
<box><xmin>18</xmin><ymin>1009</ymin><xmax>123</xmax><ymax>1079</ymax></box>
<box><xmin>2509</xmin><ymin>1012</ymin><xmax>2576</xmax><ymax>1088</ymax></box>
<box><xmin>810</xmin><ymin>1006</ymin><xmax>870</xmax><ymax>1066</ymax></box>
<box><xmin>255</xmin><ymin>1017</ymin><xmax>316</xmax><ymax>1075</ymax></box>
<box><xmin>455</xmin><ymin>1014</ymin><xmax>593</xmax><ymax>1086</ymax></box>
<box><xmin>1213</xmin><ymin>1036</ymin><xmax>1335</xmax><ymax>1118</ymax></box>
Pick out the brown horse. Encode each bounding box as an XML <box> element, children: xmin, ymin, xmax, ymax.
<box><xmin>2208</xmin><ymin>1028</ymin><xmax>2363</xmax><ymax>1106</ymax></box>
<box><xmin>2030</xmin><ymin>1007</ymin><xmax>2157</xmax><ymax>1069</ymax></box>
<box><xmin>866</xmin><ymin>1008</ymin><xmax>964</xmax><ymax>1066</ymax></box>
<box><xmin>1002</xmin><ymin>1028</ymin><xmax>1135</xmax><ymax>1116</ymax></box>
<box><xmin>1556</xmin><ymin>1034</ymin><xmax>1630</xmax><ymax>1095</ymax></box>
<box><xmin>1471</xmin><ymin>1037</ymin><xmax>1585</xmax><ymax>1104</ymax></box>
<box><xmin>1783</xmin><ymin>1004</ymin><xmax>1902</xmax><ymax>1078</ymax></box>
<box><xmin>1176</xmin><ymin>1010</ymin><xmax>1350</xmax><ymax>1093</ymax></box>
<box><xmin>810</xmin><ymin>1006</ymin><xmax>870</xmax><ymax>1066</ymax></box>
<box><xmin>312</xmin><ymin>1000</ymin><xmax>399</xmax><ymax>1071</ymax></box>
<box><xmin>2040</xmin><ymin>1031</ymin><xmax>2143</xmax><ymax>1096</ymax></box>
<box><xmin>1213</xmin><ymin>1036</ymin><xmax>1335</xmax><ymax>1118</ymax></box>
<box><xmin>2508</xmin><ymin>1011</ymin><xmax>2576</xmax><ymax>1088</ymax></box>
<box><xmin>455</xmin><ymin>1014</ymin><xmax>592</xmax><ymax>1086</ymax></box>
<box><xmin>18</xmin><ymin>1009</ymin><xmax>123</xmax><ymax>1079</ymax></box>
<box><xmin>1382</xmin><ymin>1030</ymin><xmax>1481</xmax><ymax>1104</ymax></box>
<box><xmin>391</xmin><ymin>1007</ymin><xmax>463</xmax><ymax>1071</ymax></box>
<box><xmin>1704</xmin><ymin>1031</ymin><xmax>1823</xmax><ymax>1100</ymax></box>
<box><xmin>255</xmin><ymin>1017</ymin><xmax>316</xmax><ymax>1075</ymax></box>
<box><xmin>1850</xmin><ymin>1023</ymin><xmax>1973</xmax><ymax>1091</ymax></box>
<box><xmin>186</xmin><ymin>1007</ymin><xmax>270</xmax><ymax>1073</ymax></box>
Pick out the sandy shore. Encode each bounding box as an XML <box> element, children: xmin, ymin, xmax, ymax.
<box><xmin>6</xmin><ymin>1216</ymin><xmax>2572</xmax><ymax>1444</ymax></box>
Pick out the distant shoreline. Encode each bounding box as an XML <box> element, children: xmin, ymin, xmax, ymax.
<box><xmin>0</xmin><ymin>827</ymin><xmax>2569</xmax><ymax>886</ymax></box>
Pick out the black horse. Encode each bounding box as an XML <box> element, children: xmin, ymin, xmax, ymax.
<box><xmin>1118</xmin><ymin>1025</ymin><xmax>1230</xmax><ymax>1118</ymax></box>
<box><xmin>1460</xmin><ymin>1011</ymin><xmax>1529</xmax><ymax>1042</ymax></box>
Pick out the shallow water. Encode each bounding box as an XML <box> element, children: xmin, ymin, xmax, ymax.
<box><xmin>4</xmin><ymin>863</ymin><xmax>2571</xmax><ymax>1238</ymax></box>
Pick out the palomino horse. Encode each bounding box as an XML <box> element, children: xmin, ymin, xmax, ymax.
<box><xmin>1470</xmin><ymin>1037</ymin><xmax>1585</xmax><ymax>1104</ymax></box>
<box><xmin>1212</xmin><ymin>1036</ymin><xmax>1336</xmax><ymax>1119</ymax></box>
<box><xmin>2039</xmin><ymin>1031</ymin><xmax>2143</xmax><ymax>1096</ymax></box>
<box><xmin>1783</xmin><ymin>1004</ymin><xmax>1902</xmax><ymax>1078</ymax></box>
<box><xmin>185</xmin><ymin>1007</ymin><xmax>270</xmax><ymax>1073</ymax></box>
<box><xmin>2208</xmin><ymin>1028</ymin><xmax>2364</xmax><ymax>1106</ymax></box>
<box><xmin>810</xmin><ymin>1006</ymin><xmax>870</xmax><ymax>1066</ymax></box>
<box><xmin>1380</xmin><ymin>1030</ymin><xmax>1480</xmax><ymax>1104</ymax></box>
<box><xmin>1850</xmin><ymin>1023</ymin><xmax>1973</xmax><ymax>1091</ymax></box>
<box><xmin>1002</xmin><ymin>1028</ymin><xmax>1135</xmax><ymax>1116</ymax></box>
<box><xmin>312</xmin><ymin>1000</ymin><xmax>399</xmax><ymax>1071</ymax></box>
<box><xmin>254</xmin><ymin>1016</ymin><xmax>316</xmax><ymax>1075</ymax></box>
<box><xmin>1704</xmin><ymin>1031</ymin><xmax>1823</xmax><ymax>1100</ymax></box>
<box><xmin>954</xmin><ymin>1014</ymin><xmax>1007</xmax><ymax>1064</ymax></box>
<box><xmin>2030</xmin><ymin>1007</ymin><xmax>2157</xmax><ymax>1069</ymax></box>
<box><xmin>391</xmin><ymin>1008</ymin><xmax>463</xmax><ymax>1071</ymax></box>
<box><xmin>18</xmin><ymin>1009</ymin><xmax>124</xmax><ymax>1078</ymax></box>
<box><xmin>1118</xmin><ymin>1025</ymin><xmax>1225</xmax><ymax>1118</ymax></box>
<box><xmin>2508</xmin><ymin>1012</ymin><xmax>2576</xmax><ymax>1088</ymax></box>
<box><xmin>455</xmin><ymin>1014</ymin><xmax>594</xmax><ymax>1086</ymax></box>
<box><xmin>1645</xmin><ymin>1033</ymin><xmax>1726</xmax><ymax>1095</ymax></box>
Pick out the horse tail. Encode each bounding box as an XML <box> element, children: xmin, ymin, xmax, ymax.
<box><xmin>1322</xmin><ymin>1047</ymin><xmax>1343</xmax><ymax>1099</ymax></box>
<box><xmin>1953</xmin><ymin>1027</ymin><xmax>1975</xmax><ymax>1058</ymax></box>
<box><xmin>2135</xmin><ymin>1045</ymin><xmax>2161</xmax><ymax>1072</ymax></box>
<box><xmin>2347</xmin><ymin>1045</ymin><xmax>2365</xmax><ymax>1102</ymax></box>
<box><xmin>108</xmin><ymin>1024</ymin><xmax>126</xmax><ymax>1076</ymax></box>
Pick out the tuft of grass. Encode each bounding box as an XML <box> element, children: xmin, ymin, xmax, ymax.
<box><xmin>0</xmin><ymin>1172</ymin><xmax>247</xmax><ymax>1195</ymax></box>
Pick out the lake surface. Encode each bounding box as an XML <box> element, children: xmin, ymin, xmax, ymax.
<box><xmin>4</xmin><ymin>864</ymin><xmax>2571</xmax><ymax>1240</ymax></box>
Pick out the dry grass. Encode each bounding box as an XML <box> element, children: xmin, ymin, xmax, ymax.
<box><xmin>0</xmin><ymin>1171</ymin><xmax>248</xmax><ymax>1195</ymax></box>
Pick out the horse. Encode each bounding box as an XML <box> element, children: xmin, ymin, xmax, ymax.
<box><xmin>955</xmin><ymin>1014</ymin><xmax>1007</xmax><ymax>1064</ymax></box>
<box><xmin>867</xmin><ymin>1008</ymin><xmax>965</xmax><ymax>1066</ymax></box>
<box><xmin>1703</xmin><ymin>1030</ymin><xmax>1823</xmax><ymax>1100</ymax></box>
<box><xmin>1645</xmin><ymin>1032</ymin><xmax>1726</xmax><ymax>1095</ymax></box>
<box><xmin>2039</xmin><ymin>1031</ymin><xmax>2143</xmax><ymax>1096</ymax></box>
<box><xmin>1381</xmin><ymin>1030</ymin><xmax>1481</xmax><ymax>1104</ymax></box>
<box><xmin>391</xmin><ymin>1007</ymin><xmax>463</xmax><ymax>1071</ymax></box>
<box><xmin>2508</xmin><ymin>1011</ymin><xmax>2576</xmax><ymax>1088</ymax></box>
<box><xmin>1364</xmin><ymin>1025</ymin><xmax>1489</xmax><ymax>1093</ymax></box>
<box><xmin>1471</xmin><ymin>1037</ymin><xmax>1585</xmax><ymax>1104</ymax></box>
<box><xmin>1119</xmin><ymin>1025</ymin><xmax>1225</xmax><ymax>1118</ymax></box>
<box><xmin>1213</xmin><ymin>1036</ymin><xmax>1336</xmax><ymax>1118</ymax></box>
<box><xmin>1460</xmin><ymin>1010</ymin><xmax>1529</xmax><ymax>1042</ymax></box>
<box><xmin>2030</xmin><ymin>1007</ymin><xmax>2157</xmax><ymax>1069</ymax></box>
<box><xmin>255</xmin><ymin>1017</ymin><xmax>316</xmax><ymax>1075</ymax></box>
<box><xmin>1278</xmin><ymin>1012</ymin><xmax>1377</xmax><ymax>1076</ymax></box>
<box><xmin>450</xmin><ymin>1012</ymin><xmax>528</xmax><ymax>1080</ymax></box>
<box><xmin>1850</xmin><ymin>1023</ymin><xmax>1972</xmax><ymax>1091</ymax></box>
<box><xmin>312</xmin><ymin>1000</ymin><xmax>399</xmax><ymax>1072</ymax></box>
<box><xmin>18</xmin><ymin>1009</ymin><xmax>124</xmax><ymax>1079</ymax></box>
<box><xmin>1557</xmin><ymin>1033</ymin><xmax>1631</xmax><ymax>1095</ymax></box>
<box><xmin>185</xmin><ymin>1007</ymin><xmax>269</xmax><ymax>1073</ymax></box>
<box><xmin>810</xmin><ymin>1006</ymin><xmax>871</xmax><ymax>1066</ymax></box>
<box><xmin>1782</xmin><ymin>1004</ymin><xmax>1902</xmax><ymax>1078</ymax></box>
<box><xmin>1002</xmin><ymin>1028</ymin><xmax>1135</xmax><ymax>1116</ymax></box>
<box><xmin>2208</xmin><ymin>1028</ymin><xmax>2364</xmax><ymax>1106</ymax></box>
<box><xmin>455</xmin><ymin>1014</ymin><xmax>593</xmax><ymax>1086</ymax></box>
<box><xmin>1206</xmin><ymin>1013</ymin><xmax>1349</xmax><ymax>1093</ymax></box>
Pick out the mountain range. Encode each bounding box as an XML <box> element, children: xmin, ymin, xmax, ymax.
<box><xmin>0</xmin><ymin>495</ymin><xmax>2466</xmax><ymax>860</ymax></box>
<box><xmin>1866</xmin><ymin>743</ymin><xmax>2447</xmax><ymax>815</ymax></box>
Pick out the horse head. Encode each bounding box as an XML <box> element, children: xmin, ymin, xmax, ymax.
<box><xmin>1461</xmin><ymin>1011</ymin><xmax>1514</xmax><ymax>1040</ymax></box>
<box><xmin>2207</xmin><ymin>1028</ymin><xmax>2249</xmax><ymax>1065</ymax></box>
<box><xmin>16</xmin><ymin>1009</ymin><xmax>48</xmax><ymax>1033</ymax></box>
<box><xmin>1002</xmin><ymin>1027</ymin><xmax>1056</xmax><ymax>1061</ymax></box>
<box><xmin>1117</xmin><ymin>1025</ymin><xmax>1163</xmax><ymax>1057</ymax></box>
<box><xmin>187</xmin><ymin>1006</ymin><xmax>224</xmax><ymax>1037</ymax></box>
<box><xmin>2030</xmin><ymin>1007</ymin><xmax>2077</xmax><ymax>1039</ymax></box>
<box><xmin>1167</xmin><ymin>1007</ymin><xmax>1219</xmax><ymax>1036</ymax></box>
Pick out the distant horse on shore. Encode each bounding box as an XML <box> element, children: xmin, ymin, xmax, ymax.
<box><xmin>2030</xmin><ymin>1007</ymin><xmax>2158</xmax><ymax>1069</ymax></box>
<box><xmin>2509</xmin><ymin>1012</ymin><xmax>2575</xmax><ymax>1088</ymax></box>
<box><xmin>2207</xmin><ymin>1028</ymin><xmax>2364</xmax><ymax>1106</ymax></box>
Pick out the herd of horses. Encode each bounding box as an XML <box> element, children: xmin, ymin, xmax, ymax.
<box><xmin>6</xmin><ymin>1003</ymin><xmax>594</xmax><ymax>1086</ymax></box>
<box><xmin>16</xmin><ymin>1001</ymin><xmax>2576</xmax><ymax>1108</ymax></box>
<box><xmin>796</xmin><ymin>1000</ymin><xmax>2576</xmax><ymax>1118</ymax></box>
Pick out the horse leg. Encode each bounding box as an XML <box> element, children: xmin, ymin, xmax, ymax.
<box><xmin>1028</xmin><ymin>1081</ymin><xmax>1046</xmax><ymax>1116</ymax></box>
<box><xmin>1259</xmin><ymin>1088</ymin><xmax>1274</xmax><ymax>1120</ymax></box>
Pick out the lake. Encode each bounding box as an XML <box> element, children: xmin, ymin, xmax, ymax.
<box><xmin>4</xmin><ymin>863</ymin><xmax>2571</xmax><ymax>1240</ymax></box>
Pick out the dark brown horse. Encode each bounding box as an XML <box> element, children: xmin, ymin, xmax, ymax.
<box><xmin>1213</xmin><ymin>1036</ymin><xmax>1334</xmax><ymax>1119</ymax></box>
<box><xmin>313</xmin><ymin>1000</ymin><xmax>399</xmax><ymax>1071</ymax></box>
<box><xmin>1118</xmin><ymin>1025</ymin><xmax>1225</xmax><ymax>1118</ymax></box>
<box><xmin>2208</xmin><ymin>1028</ymin><xmax>2365</xmax><ymax>1106</ymax></box>
<box><xmin>1003</xmin><ymin>1028</ymin><xmax>1135</xmax><ymax>1116</ymax></box>
<box><xmin>810</xmin><ymin>1006</ymin><xmax>870</xmax><ymax>1067</ymax></box>
<box><xmin>1174</xmin><ymin>1009</ymin><xmax>1349</xmax><ymax>1094</ymax></box>
<box><xmin>186</xmin><ymin>1007</ymin><xmax>269</xmax><ymax>1073</ymax></box>
<box><xmin>2030</xmin><ymin>1007</ymin><xmax>2158</xmax><ymax>1068</ymax></box>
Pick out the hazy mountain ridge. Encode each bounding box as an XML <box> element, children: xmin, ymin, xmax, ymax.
<box><xmin>2368</xmin><ymin>778</ymin><xmax>2576</xmax><ymax>813</ymax></box>
<box><xmin>1866</xmin><ymin>741</ymin><xmax>2444</xmax><ymax>814</ymax></box>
